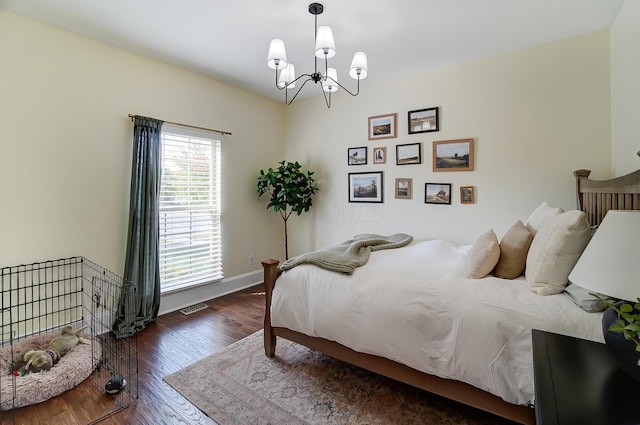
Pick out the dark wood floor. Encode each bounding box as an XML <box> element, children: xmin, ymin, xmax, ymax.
<box><xmin>1</xmin><ymin>285</ymin><xmax>265</xmax><ymax>425</ymax></box>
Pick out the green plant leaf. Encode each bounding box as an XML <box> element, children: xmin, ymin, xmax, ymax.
<box><xmin>620</xmin><ymin>304</ymin><xmax>634</xmax><ymax>314</ymax></box>
<box><xmin>610</xmin><ymin>323</ymin><xmax>625</xmax><ymax>332</ymax></box>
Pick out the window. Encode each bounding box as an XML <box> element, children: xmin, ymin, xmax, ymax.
<box><xmin>159</xmin><ymin>124</ymin><xmax>222</xmax><ymax>292</ymax></box>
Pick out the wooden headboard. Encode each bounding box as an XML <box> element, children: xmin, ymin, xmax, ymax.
<box><xmin>574</xmin><ymin>168</ymin><xmax>640</xmax><ymax>227</ymax></box>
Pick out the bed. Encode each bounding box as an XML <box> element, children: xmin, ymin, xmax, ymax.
<box><xmin>261</xmin><ymin>167</ymin><xmax>640</xmax><ymax>425</ymax></box>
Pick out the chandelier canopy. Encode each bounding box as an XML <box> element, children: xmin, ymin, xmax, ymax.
<box><xmin>267</xmin><ymin>3</ymin><xmax>368</xmax><ymax>108</ymax></box>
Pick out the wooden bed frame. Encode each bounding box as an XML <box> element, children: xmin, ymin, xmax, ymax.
<box><xmin>262</xmin><ymin>167</ymin><xmax>640</xmax><ymax>425</ymax></box>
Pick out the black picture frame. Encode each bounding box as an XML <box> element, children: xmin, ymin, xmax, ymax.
<box><xmin>396</xmin><ymin>143</ymin><xmax>421</xmax><ymax>165</ymax></box>
<box><xmin>348</xmin><ymin>146</ymin><xmax>367</xmax><ymax>165</ymax></box>
<box><xmin>425</xmin><ymin>183</ymin><xmax>452</xmax><ymax>205</ymax></box>
<box><xmin>408</xmin><ymin>107</ymin><xmax>439</xmax><ymax>134</ymax></box>
<box><xmin>348</xmin><ymin>171</ymin><xmax>384</xmax><ymax>203</ymax></box>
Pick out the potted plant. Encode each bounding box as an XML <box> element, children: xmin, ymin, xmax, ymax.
<box><xmin>599</xmin><ymin>296</ymin><xmax>640</xmax><ymax>381</ymax></box>
<box><xmin>257</xmin><ymin>160</ymin><xmax>318</xmax><ymax>260</ymax></box>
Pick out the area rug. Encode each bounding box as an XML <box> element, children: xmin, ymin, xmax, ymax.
<box><xmin>163</xmin><ymin>331</ymin><xmax>516</xmax><ymax>425</ymax></box>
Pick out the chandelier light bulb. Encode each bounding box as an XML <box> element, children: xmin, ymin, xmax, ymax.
<box><xmin>267</xmin><ymin>39</ymin><xmax>287</xmax><ymax>69</ymax></box>
<box><xmin>349</xmin><ymin>52</ymin><xmax>368</xmax><ymax>80</ymax></box>
<box><xmin>314</xmin><ymin>26</ymin><xmax>336</xmax><ymax>59</ymax></box>
<box><xmin>322</xmin><ymin>68</ymin><xmax>339</xmax><ymax>92</ymax></box>
<box><xmin>277</xmin><ymin>64</ymin><xmax>296</xmax><ymax>89</ymax></box>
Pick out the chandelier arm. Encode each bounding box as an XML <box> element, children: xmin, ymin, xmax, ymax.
<box><xmin>286</xmin><ymin>77</ymin><xmax>314</xmax><ymax>105</ymax></box>
<box><xmin>320</xmin><ymin>84</ymin><xmax>331</xmax><ymax>108</ymax></box>
<box><xmin>324</xmin><ymin>75</ymin><xmax>361</xmax><ymax>97</ymax></box>
<box><xmin>275</xmin><ymin>72</ymin><xmax>314</xmax><ymax>91</ymax></box>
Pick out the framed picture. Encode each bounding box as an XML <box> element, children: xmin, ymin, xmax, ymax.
<box><xmin>460</xmin><ymin>186</ymin><xmax>475</xmax><ymax>204</ymax></box>
<box><xmin>348</xmin><ymin>171</ymin><xmax>384</xmax><ymax>203</ymax></box>
<box><xmin>408</xmin><ymin>107</ymin><xmax>439</xmax><ymax>134</ymax></box>
<box><xmin>368</xmin><ymin>113</ymin><xmax>397</xmax><ymax>140</ymax></box>
<box><xmin>372</xmin><ymin>147</ymin><xmax>387</xmax><ymax>164</ymax></box>
<box><xmin>425</xmin><ymin>183</ymin><xmax>452</xmax><ymax>205</ymax></box>
<box><xmin>395</xmin><ymin>178</ymin><xmax>412</xmax><ymax>199</ymax></box>
<box><xmin>433</xmin><ymin>138</ymin><xmax>474</xmax><ymax>172</ymax></box>
<box><xmin>396</xmin><ymin>143</ymin><xmax>421</xmax><ymax>165</ymax></box>
<box><xmin>348</xmin><ymin>146</ymin><xmax>367</xmax><ymax>165</ymax></box>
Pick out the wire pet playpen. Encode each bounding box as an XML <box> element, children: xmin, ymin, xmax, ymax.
<box><xmin>0</xmin><ymin>257</ymin><xmax>138</xmax><ymax>423</ymax></box>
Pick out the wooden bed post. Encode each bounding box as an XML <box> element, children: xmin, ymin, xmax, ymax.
<box><xmin>573</xmin><ymin>169</ymin><xmax>591</xmax><ymax>211</ymax></box>
<box><xmin>261</xmin><ymin>259</ymin><xmax>280</xmax><ymax>357</ymax></box>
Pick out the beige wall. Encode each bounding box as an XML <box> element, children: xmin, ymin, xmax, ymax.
<box><xmin>1</xmin><ymin>7</ymin><xmax>630</xmax><ymax>303</ymax></box>
<box><xmin>284</xmin><ymin>31</ymin><xmax>612</xmax><ymax>255</ymax></box>
<box><xmin>0</xmin><ymin>10</ymin><xmax>285</xmax><ymax>280</ymax></box>
<box><xmin>611</xmin><ymin>0</ymin><xmax>640</xmax><ymax>176</ymax></box>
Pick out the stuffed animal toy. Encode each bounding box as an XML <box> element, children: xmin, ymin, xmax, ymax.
<box><xmin>17</xmin><ymin>325</ymin><xmax>90</xmax><ymax>373</ymax></box>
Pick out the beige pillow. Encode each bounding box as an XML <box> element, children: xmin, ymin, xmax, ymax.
<box><xmin>467</xmin><ymin>229</ymin><xmax>500</xmax><ymax>279</ymax></box>
<box><xmin>494</xmin><ymin>221</ymin><xmax>534</xmax><ymax>279</ymax></box>
<box><xmin>525</xmin><ymin>202</ymin><xmax>564</xmax><ymax>235</ymax></box>
<box><xmin>526</xmin><ymin>210</ymin><xmax>592</xmax><ymax>295</ymax></box>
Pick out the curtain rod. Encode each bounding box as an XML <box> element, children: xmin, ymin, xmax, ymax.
<box><xmin>128</xmin><ymin>114</ymin><xmax>232</xmax><ymax>136</ymax></box>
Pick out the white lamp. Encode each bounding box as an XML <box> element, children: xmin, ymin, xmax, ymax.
<box><xmin>349</xmin><ymin>52</ymin><xmax>368</xmax><ymax>79</ymax></box>
<box><xmin>314</xmin><ymin>26</ymin><xmax>336</xmax><ymax>59</ymax></box>
<box><xmin>568</xmin><ymin>210</ymin><xmax>640</xmax><ymax>302</ymax></box>
<box><xmin>267</xmin><ymin>39</ymin><xmax>287</xmax><ymax>70</ymax></box>
<box><xmin>277</xmin><ymin>64</ymin><xmax>296</xmax><ymax>89</ymax></box>
<box><xmin>323</xmin><ymin>68</ymin><xmax>338</xmax><ymax>92</ymax></box>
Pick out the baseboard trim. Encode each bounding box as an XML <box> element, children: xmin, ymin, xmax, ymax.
<box><xmin>158</xmin><ymin>269</ymin><xmax>263</xmax><ymax>316</ymax></box>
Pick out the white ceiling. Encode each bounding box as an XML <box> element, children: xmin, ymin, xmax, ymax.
<box><xmin>1</xmin><ymin>0</ymin><xmax>623</xmax><ymax>102</ymax></box>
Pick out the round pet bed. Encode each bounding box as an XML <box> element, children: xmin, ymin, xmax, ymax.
<box><xmin>0</xmin><ymin>330</ymin><xmax>100</xmax><ymax>410</ymax></box>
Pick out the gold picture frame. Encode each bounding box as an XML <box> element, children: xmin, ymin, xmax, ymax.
<box><xmin>433</xmin><ymin>138</ymin><xmax>474</xmax><ymax>172</ymax></box>
<box><xmin>395</xmin><ymin>178</ymin><xmax>412</xmax><ymax>199</ymax></box>
<box><xmin>368</xmin><ymin>113</ymin><xmax>397</xmax><ymax>140</ymax></box>
<box><xmin>460</xmin><ymin>186</ymin><xmax>475</xmax><ymax>204</ymax></box>
<box><xmin>373</xmin><ymin>147</ymin><xmax>387</xmax><ymax>164</ymax></box>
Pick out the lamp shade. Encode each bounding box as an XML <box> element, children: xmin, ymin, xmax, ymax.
<box><xmin>349</xmin><ymin>52</ymin><xmax>368</xmax><ymax>79</ymax></box>
<box><xmin>322</xmin><ymin>68</ymin><xmax>339</xmax><ymax>92</ymax></box>
<box><xmin>267</xmin><ymin>39</ymin><xmax>287</xmax><ymax>69</ymax></box>
<box><xmin>568</xmin><ymin>210</ymin><xmax>640</xmax><ymax>302</ymax></box>
<box><xmin>314</xmin><ymin>26</ymin><xmax>336</xmax><ymax>59</ymax></box>
<box><xmin>277</xmin><ymin>64</ymin><xmax>296</xmax><ymax>89</ymax></box>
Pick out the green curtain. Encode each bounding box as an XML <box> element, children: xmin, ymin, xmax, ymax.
<box><xmin>114</xmin><ymin>116</ymin><xmax>163</xmax><ymax>338</ymax></box>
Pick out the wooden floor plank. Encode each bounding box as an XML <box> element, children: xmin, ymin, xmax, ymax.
<box><xmin>0</xmin><ymin>285</ymin><xmax>264</xmax><ymax>425</ymax></box>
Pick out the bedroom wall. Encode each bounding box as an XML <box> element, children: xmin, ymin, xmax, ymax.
<box><xmin>283</xmin><ymin>30</ymin><xmax>612</xmax><ymax>256</ymax></box>
<box><xmin>0</xmin><ymin>10</ymin><xmax>285</xmax><ymax>290</ymax></box>
<box><xmin>611</xmin><ymin>0</ymin><xmax>640</xmax><ymax>176</ymax></box>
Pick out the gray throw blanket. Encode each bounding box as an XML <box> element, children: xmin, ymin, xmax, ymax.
<box><xmin>280</xmin><ymin>233</ymin><xmax>413</xmax><ymax>274</ymax></box>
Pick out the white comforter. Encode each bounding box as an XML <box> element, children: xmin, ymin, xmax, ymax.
<box><xmin>271</xmin><ymin>239</ymin><xmax>604</xmax><ymax>405</ymax></box>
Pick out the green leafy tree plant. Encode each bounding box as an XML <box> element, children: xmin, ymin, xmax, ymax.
<box><xmin>257</xmin><ymin>161</ymin><xmax>318</xmax><ymax>260</ymax></box>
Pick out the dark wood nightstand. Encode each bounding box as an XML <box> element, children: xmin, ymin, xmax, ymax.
<box><xmin>532</xmin><ymin>329</ymin><xmax>640</xmax><ymax>425</ymax></box>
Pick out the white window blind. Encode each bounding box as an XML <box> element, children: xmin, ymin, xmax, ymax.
<box><xmin>159</xmin><ymin>124</ymin><xmax>222</xmax><ymax>291</ymax></box>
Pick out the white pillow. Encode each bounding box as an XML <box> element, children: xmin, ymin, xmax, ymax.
<box><xmin>467</xmin><ymin>229</ymin><xmax>500</xmax><ymax>279</ymax></box>
<box><xmin>526</xmin><ymin>210</ymin><xmax>592</xmax><ymax>295</ymax></box>
<box><xmin>525</xmin><ymin>202</ymin><xmax>564</xmax><ymax>235</ymax></box>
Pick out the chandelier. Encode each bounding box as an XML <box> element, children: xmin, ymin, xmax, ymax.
<box><xmin>267</xmin><ymin>3</ymin><xmax>368</xmax><ymax>108</ymax></box>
